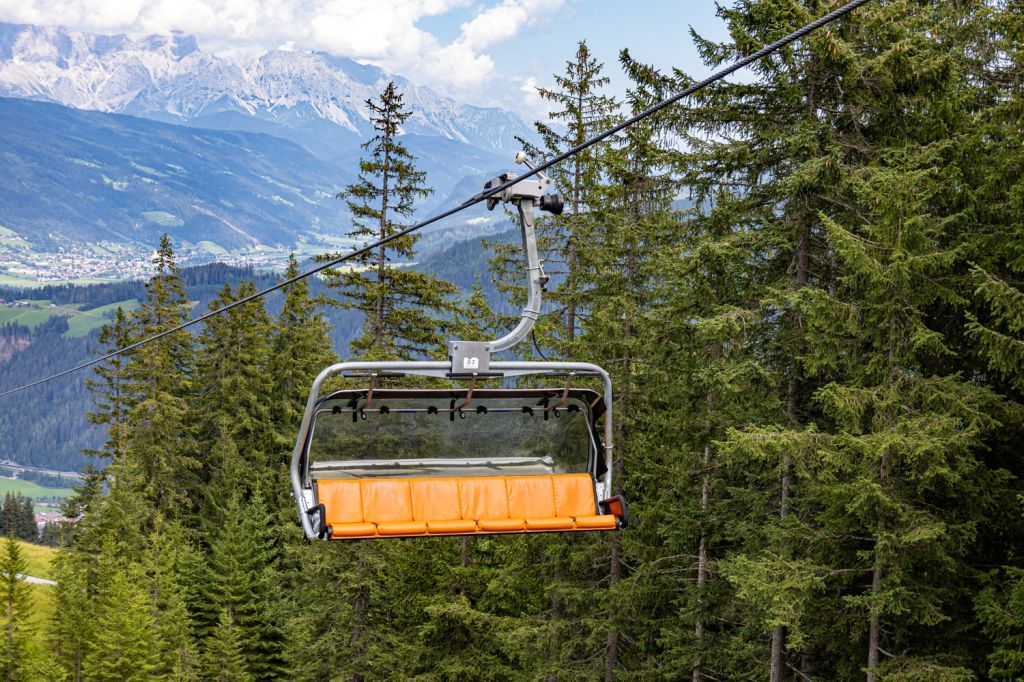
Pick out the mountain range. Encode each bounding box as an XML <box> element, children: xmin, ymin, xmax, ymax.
<box><xmin>0</xmin><ymin>22</ymin><xmax>532</xmax><ymax>266</ymax></box>
<box><xmin>0</xmin><ymin>22</ymin><xmax>532</xmax><ymax>159</ymax></box>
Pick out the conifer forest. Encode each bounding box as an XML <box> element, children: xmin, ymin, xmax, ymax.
<box><xmin>2</xmin><ymin>1</ymin><xmax>1023</xmax><ymax>680</ymax></box>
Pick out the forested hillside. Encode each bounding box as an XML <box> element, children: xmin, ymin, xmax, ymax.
<box><xmin>0</xmin><ymin>2</ymin><xmax>1022</xmax><ymax>681</ymax></box>
<box><xmin>0</xmin><ymin>235</ymin><xmax>514</xmax><ymax>471</ymax></box>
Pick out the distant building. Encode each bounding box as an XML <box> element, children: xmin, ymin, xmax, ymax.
<box><xmin>35</xmin><ymin>511</ymin><xmax>74</xmax><ymax>531</ymax></box>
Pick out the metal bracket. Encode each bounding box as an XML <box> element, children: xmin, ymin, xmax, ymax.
<box><xmin>448</xmin><ymin>153</ymin><xmax>565</xmax><ymax>374</ymax></box>
<box><xmin>449</xmin><ymin>340</ymin><xmax>491</xmax><ymax>375</ymax></box>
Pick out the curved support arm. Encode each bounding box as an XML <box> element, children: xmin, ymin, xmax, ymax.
<box><xmin>488</xmin><ymin>200</ymin><xmax>545</xmax><ymax>353</ymax></box>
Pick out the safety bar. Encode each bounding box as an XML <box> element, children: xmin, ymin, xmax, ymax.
<box><xmin>290</xmin><ymin>360</ymin><xmax>614</xmax><ymax>539</ymax></box>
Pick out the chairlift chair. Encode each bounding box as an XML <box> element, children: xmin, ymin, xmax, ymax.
<box><xmin>291</xmin><ymin>154</ymin><xmax>628</xmax><ymax>540</ymax></box>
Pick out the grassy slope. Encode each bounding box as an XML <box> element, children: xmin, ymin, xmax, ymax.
<box><xmin>13</xmin><ymin>540</ymin><xmax>57</xmax><ymax>645</ymax></box>
<box><xmin>0</xmin><ymin>302</ymin><xmax>73</xmax><ymax>329</ymax></box>
<box><xmin>28</xmin><ymin>583</ymin><xmax>52</xmax><ymax>642</ymax></box>
<box><xmin>63</xmin><ymin>298</ymin><xmax>140</xmax><ymax>337</ymax></box>
<box><xmin>0</xmin><ymin>477</ymin><xmax>75</xmax><ymax>499</ymax></box>
<box><xmin>0</xmin><ymin>297</ymin><xmax>139</xmax><ymax>336</ymax></box>
<box><xmin>17</xmin><ymin>539</ymin><xmax>56</xmax><ymax>580</ymax></box>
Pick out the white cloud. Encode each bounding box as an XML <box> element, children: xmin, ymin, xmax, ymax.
<box><xmin>0</xmin><ymin>0</ymin><xmax>561</xmax><ymax>103</ymax></box>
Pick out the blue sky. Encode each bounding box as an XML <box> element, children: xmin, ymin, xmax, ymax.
<box><xmin>479</xmin><ymin>0</ymin><xmax>731</xmax><ymax>114</ymax></box>
<box><xmin>0</xmin><ymin>0</ymin><xmax>733</xmax><ymax>119</ymax></box>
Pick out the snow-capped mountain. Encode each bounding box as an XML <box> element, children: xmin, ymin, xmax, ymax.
<box><xmin>0</xmin><ymin>22</ymin><xmax>532</xmax><ymax>158</ymax></box>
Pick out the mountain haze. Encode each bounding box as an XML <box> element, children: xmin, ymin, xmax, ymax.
<box><xmin>0</xmin><ymin>22</ymin><xmax>537</xmax><ymax>277</ymax></box>
<box><xmin>0</xmin><ymin>22</ymin><xmax>533</xmax><ymax>159</ymax></box>
<box><xmin>0</xmin><ymin>96</ymin><xmax>352</xmax><ymax>251</ymax></box>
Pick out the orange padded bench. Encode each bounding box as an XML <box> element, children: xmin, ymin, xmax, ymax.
<box><xmin>315</xmin><ymin>473</ymin><xmax>618</xmax><ymax>539</ymax></box>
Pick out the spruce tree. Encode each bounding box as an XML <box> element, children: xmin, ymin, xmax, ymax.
<box><xmin>122</xmin><ymin>234</ymin><xmax>197</xmax><ymax>518</ymax></box>
<box><xmin>51</xmin><ymin>547</ymin><xmax>93</xmax><ymax>682</ymax></box>
<box><xmin>201</xmin><ymin>610</ymin><xmax>252</xmax><ymax>682</ymax></box>
<box><xmin>82</xmin><ymin>564</ymin><xmax>165</xmax><ymax>682</ymax></box>
<box><xmin>516</xmin><ymin>40</ymin><xmax>619</xmax><ymax>355</ymax></box>
<box><xmin>267</xmin><ymin>255</ymin><xmax>336</xmax><ymax>522</ymax></box>
<box><xmin>642</xmin><ymin>2</ymin><xmax>863</xmax><ymax>672</ymax></box>
<box><xmin>202</xmin><ymin>492</ymin><xmax>284</xmax><ymax>682</ymax></box>
<box><xmin>320</xmin><ymin>81</ymin><xmax>457</xmax><ymax>360</ymax></box>
<box><xmin>0</xmin><ymin>537</ymin><xmax>35</xmax><ymax>682</ymax></box>
<box><xmin>269</xmin><ymin>254</ymin><xmax>335</xmax><ymax>436</ymax></box>
<box><xmin>577</xmin><ymin>68</ymin><xmax>678</xmax><ymax>679</ymax></box>
<box><xmin>192</xmin><ymin>281</ymin><xmax>275</xmax><ymax>505</ymax></box>
<box><xmin>85</xmin><ymin>306</ymin><xmax>134</xmax><ymax>465</ymax></box>
<box><xmin>976</xmin><ymin>565</ymin><xmax>1024</xmax><ymax>680</ymax></box>
<box><xmin>962</xmin><ymin>5</ymin><xmax>1024</xmax><ymax>674</ymax></box>
<box><xmin>63</xmin><ymin>307</ymin><xmax>136</xmax><ymax>543</ymax></box>
<box><xmin>142</xmin><ymin>521</ymin><xmax>200</xmax><ymax>682</ymax></box>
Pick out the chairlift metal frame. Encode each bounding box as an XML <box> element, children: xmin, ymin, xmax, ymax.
<box><xmin>290</xmin><ymin>153</ymin><xmax>625</xmax><ymax>540</ymax></box>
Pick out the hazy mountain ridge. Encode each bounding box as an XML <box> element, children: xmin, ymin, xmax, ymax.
<box><xmin>0</xmin><ymin>22</ymin><xmax>529</xmax><ymax>273</ymax></box>
<box><xmin>0</xmin><ymin>22</ymin><xmax>533</xmax><ymax>158</ymax></box>
<box><xmin>0</xmin><ymin>96</ymin><xmax>352</xmax><ymax>252</ymax></box>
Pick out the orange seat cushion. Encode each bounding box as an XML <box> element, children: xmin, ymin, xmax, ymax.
<box><xmin>459</xmin><ymin>478</ymin><xmax>509</xmax><ymax>521</ymax></box>
<box><xmin>427</xmin><ymin>519</ymin><xmax>478</xmax><ymax>534</ymax></box>
<box><xmin>361</xmin><ymin>479</ymin><xmax>412</xmax><ymax>523</ymax></box>
<box><xmin>552</xmin><ymin>474</ymin><xmax>599</xmax><ymax>518</ymax></box>
<box><xmin>315</xmin><ymin>474</ymin><xmax>609</xmax><ymax>539</ymax></box>
<box><xmin>410</xmin><ymin>478</ymin><xmax>462</xmax><ymax>521</ymax></box>
<box><xmin>525</xmin><ymin>517</ymin><xmax>575</xmax><ymax>531</ymax></box>
<box><xmin>318</xmin><ymin>480</ymin><xmax>363</xmax><ymax>527</ymax></box>
<box><xmin>479</xmin><ymin>518</ymin><xmax>526</xmax><ymax>532</ymax></box>
<box><xmin>506</xmin><ymin>476</ymin><xmax>557</xmax><ymax>519</ymax></box>
<box><xmin>574</xmin><ymin>515</ymin><xmax>618</xmax><ymax>530</ymax></box>
<box><xmin>331</xmin><ymin>523</ymin><xmax>377</xmax><ymax>538</ymax></box>
<box><xmin>378</xmin><ymin>521</ymin><xmax>428</xmax><ymax>536</ymax></box>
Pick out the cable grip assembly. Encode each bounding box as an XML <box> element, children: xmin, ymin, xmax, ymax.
<box><xmin>449</xmin><ymin>152</ymin><xmax>564</xmax><ymax>376</ymax></box>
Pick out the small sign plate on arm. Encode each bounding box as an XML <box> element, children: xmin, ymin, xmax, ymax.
<box><xmin>449</xmin><ymin>341</ymin><xmax>491</xmax><ymax>375</ymax></box>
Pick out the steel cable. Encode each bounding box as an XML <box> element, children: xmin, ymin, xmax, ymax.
<box><xmin>0</xmin><ymin>0</ymin><xmax>871</xmax><ymax>399</ymax></box>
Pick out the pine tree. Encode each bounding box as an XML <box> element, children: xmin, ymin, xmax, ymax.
<box><xmin>0</xmin><ymin>537</ymin><xmax>35</xmax><ymax>681</ymax></box>
<box><xmin>977</xmin><ymin>563</ymin><xmax>1024</xmax><ymax>680</ymax></box>
<box><xmin>82</xmin><ymin>564</ymin><xmax>165</xmax><ymax>682</ymax></box>
<box><xmin>320</xmin><ymin>81</ymin><xmax>457</xmax><ymax>360</ymax></box>
<box><xmin>192</xmin><ymin>281</ymin><xmax>275</xmax><ymax>506</ymax></box>
<box><xmin>642</xmin><ymin>2</ymin><xmax>865</xmax><ymax>673</ymax></box>
<box><xmin>783</xmin><ymin>6</ymin><xmax>1004</xmax><ymax>675</ymax></box>
<box><xmin>961</xmin><ymin>0</ymin><xmax>1024</xmax><ymax>396</ymax></box>
<box><xmin>267</xmin><ymin>255</ymin><xmax>336</xmax><ymax>521</ymax></box>
<box><xmin>201</xmin><ymin>610</ymin><xmax>252</xmax><ymax>682</ymax></box>
<box><xmin>0</xmin><ymin>496</ymin><xmax>36</xmax><ymax>542</ymax></box>
<box><xmin>63</xmin><ymin>307</ymin><xmax>136</xmax><ymax>543</ymax></box>
<box><xmin>269</xmin><ymin>254</ymin><xmax>335</xmax><ymax>436</ymax></box>
<box><xmin>51</xmin><ymin>547</ymin><xmax>93</xmax><ymax>682</ymax></box>
<box><xmin>962</xmin><ymin>5</ymin><xmax>1024</xmax><ymax>677</ymax></box>
<box><xmin>202</xmin><ymin>492</ymin><xmax>284</xmax><ymax>682</ymax></box>
<box><xmin>85</xmin><ymin>306</ymin><xmax>134</xmax><ymax>465</ymax></box>
<box><xmin>143</xmin><ymin>521</ymin><xmax>200</xmax><ymax>682</ymax></box>
<box><xmin>449</xmin><ymin>279</ymin><xmax>496</xmax><ymax>344</ymax></box>
<box><xmin>121</xmin><ymin>235</ymin><xmax>197</xmax><ymax>518</ymax></box>
<box><xmin>578</xmin><ymin>65</ymin><xmax>679</xmax><ymax>679</ymax></box>
<box><xmin>517</xmin><ymin>41</ymin><xmax>620</xmax><ymax>356</ymax></box>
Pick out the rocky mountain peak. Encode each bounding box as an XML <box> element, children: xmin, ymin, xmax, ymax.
<box><xmin>0</xmin><ymin>21</ymin><xmax>532</xmax><ymax>156</ymax></box>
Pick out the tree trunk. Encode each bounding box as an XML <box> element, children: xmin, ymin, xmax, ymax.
<box><xmin>605</xmin><ymin>538</ymin><xmax>621</xmax><ymax>682</ymax></box>
<box><xmin>374</xmin><ymin>144</ymin><xmax>390</xmax><ymax>348</ymax></box>
<box><xmin>606</xmin><ymin>209</ymin><xmax>639</xmax><ymax>682</ymax></box>
<box><xmin>866</xmin><ymin>561</ymin><xmax>882</xmax><ymax>682</ymax></box>
<box><xmin>693</xmin><ymin>442</ymin><xmax>712</xmax><ymax>682</ymax></box>
<box><xmin>772</xmin><ymin>210</ymin><xmax>811</xmax><ymax>681</ymax></box>
<box><xmin>866</xmin><ymin>449</ymin><xmax>890</xmax><ymax>682</ymax></box>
